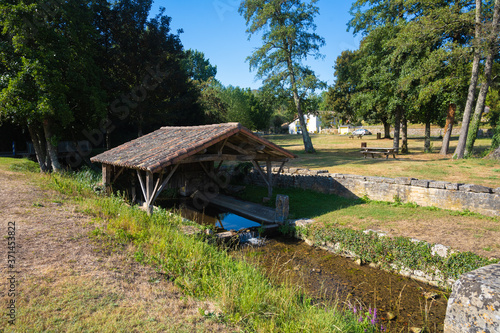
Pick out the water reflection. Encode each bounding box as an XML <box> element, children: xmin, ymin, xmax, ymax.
<box><xmin>157</xmin><ymin>197</ymin><xmax>261</xmax><ymax>231</ymax></box>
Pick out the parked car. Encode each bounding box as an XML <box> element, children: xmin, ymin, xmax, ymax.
<box><xmin>352</xmin><ymin>128</ymin><xmax>372</xmax><ymax>136</ymax></box>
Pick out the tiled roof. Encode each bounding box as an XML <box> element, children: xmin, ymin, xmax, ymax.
<box><xmin>90</xmin><ymin>123</ymin><xmax>296</xmax><ymax>173</ymax></box>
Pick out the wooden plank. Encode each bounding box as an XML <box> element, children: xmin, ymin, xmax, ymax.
<box><xmin>209</xmin><ymin>194</ymin><xmax>278</xmax><ymax>224</ymax></box>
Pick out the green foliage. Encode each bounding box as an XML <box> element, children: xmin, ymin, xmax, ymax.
<box><xmin>183</xmin><ymin>49</ymin><xmax>217</xmax><ymax>83</ymax></box>
<box><xmin>300</xmin><ymin>224</ymin><xmax>499</xmax><ymax>281</ymax></box>
<box><xmin>239</xmin><ymin>0</ymin><xmax>325</xmax><ymax>152</ymax></box>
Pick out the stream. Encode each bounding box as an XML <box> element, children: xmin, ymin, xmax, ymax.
<box><xmin>158</xmin><ymin>198</ymin><xmax>449</xmax><ymax>332</ymax></box>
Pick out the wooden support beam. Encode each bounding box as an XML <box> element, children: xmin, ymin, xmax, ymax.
<box><xmin>151</xmin><ymin>164</ymin><xmax>179</xmax><ymax>204</ymax></box>
<box><xmin>251</xmin><ymin>160</ymin><xmax>270</xmax><ymax>187</ymax></box>
<box><xmin>180</xmin><ymin>154</ymin><xmax>287</xmax><ymax>164</ymax></box>
<box><xmin>148</xmin><ymin>171</ymin><xmax>164</xmax><ymax>206</ymax></box>
<box><xmin>136</xmin><ymin>170</ymin><xmax>147</xmax><ymax>202</ymax></box>
<box><xmin>146</xmin><ymin>171</ymin><xmax>154</xmax><ymax>214</ymax></box>
<box><xmin>273</xmin><ymin>161</ymin><xmax>286</xmax><ymax>186</ymax></box>
<box><xmin>102</xmin><ymin>164</ymin><xmax>113</xmax><ymax>186</ymax></box>
<box><xmin>218</xmin><ymin>138</ymin><xmax>228</xmax><ymax>156</ymax></box>
<box><xmin>215</xmin><ymin>160</ymin><xmax>224</xmax><ymax>174</ymax></box>
<box><xmin>266</xmin><ymin>160</ymin><xmax>273</xmax><ymax>198</ymax></box>
<box><xmin>225</xmin><ymin>141</ymin><xmax>252</xmax><ymax>155</ymax></box>
<box><xmin>112</xmin><ymin>167</ymin><xmax>125</xmax><ymax>183</ymax></box>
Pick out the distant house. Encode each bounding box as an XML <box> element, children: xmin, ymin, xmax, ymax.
<box><xmin>288</xmin><ymin>114</ymin><xmax>321</xmax><ymax>134</ymax></box>
<box><xmin>338</xmin><ymin>125</ymin><xmax>355</xmax><ymax>135</ymax></box>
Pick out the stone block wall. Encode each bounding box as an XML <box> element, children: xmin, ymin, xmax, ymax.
<box><xmin>246</xmin><ymin>167</ymin><xmax>500</xmax><ymax>217</ymax></box>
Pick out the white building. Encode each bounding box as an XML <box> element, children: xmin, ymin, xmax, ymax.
<box><xmin>288</xmin><ymin>114</ymin><xmax>321</xmax><ymax>134</ymax></box>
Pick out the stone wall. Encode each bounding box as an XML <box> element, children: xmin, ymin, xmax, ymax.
<box><xmin>444</xmin><ymin>263</ymin><xmax>500</xmax><ymax>333</ymax></box>
<box><xmin>246</xmin><ymin>167</ymin><xmax>500</xmax><ymax>217</ymax></box>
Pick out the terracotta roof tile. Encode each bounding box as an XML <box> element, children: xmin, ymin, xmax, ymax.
<box><xmin>90</xmin><ymin>123</ymin><xmax>295</xmax><ymax>173</ymax></box>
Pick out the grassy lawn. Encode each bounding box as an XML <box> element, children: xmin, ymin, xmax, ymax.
<box><xmin>240</xmin><ymin>185</ymin><xmax>500</xmax><ymax>259</ymax></box>
<box><xmin>263</xmin><ymin>134</ymin><xmax>500</xmax><ymax>188</ymax></box>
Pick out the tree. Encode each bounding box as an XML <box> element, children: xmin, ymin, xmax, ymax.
<box><xmin>465</xmin><ymin>0</ymin><xmax>500</xmax><ymax>156</ymax></box>
<box><xmin>96</xmin><ymin>1</ymin><xmax>203</xmax><ymax>143</ymax></box>
<box><xmin>239</xmin><ymin>0</ymin><xmax>325</xmax><ymax>153</ymax></box>
<box><xmin>0</xmin><ymin>0</ymin><xmax>106</xmax><ymax>172</ymax></box>
<box><xmin>454</xmin><ymin>0</ymin><xmax>485</xmax><ymax>158</ymax></box>
<box><xmin>183</xmin><ymin>49</ymin><xmax>217</xmax><ymax>83</ymax></box>
<box><xmin>324</xmin><ymin>50</ymin><xmax>360</xmax><ymax>126</ymax></box>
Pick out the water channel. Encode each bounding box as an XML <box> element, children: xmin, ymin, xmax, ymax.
<box><xmin>158</xmin><ymin>198</ymin><xmax>449</xmax><ymax>332</ymax></box>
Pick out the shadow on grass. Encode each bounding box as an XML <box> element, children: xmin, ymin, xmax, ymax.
<box><xmin>238</xmin><ymin>185</ymin><xmax>364</xmax><ymax>220</ymax></box>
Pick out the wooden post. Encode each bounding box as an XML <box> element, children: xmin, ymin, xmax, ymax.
<box><xmin>102</xmin><ymin>164</ymin><xmax>113</xmax><ymax>194</ymax></box>
<box><xmin>146</xmin><ymin>171</ymin><xmax>154</xmax><ymax>215</ymax></box>
<box><xmin>266</xmin><ymin>160</ymin><xmax>273</xmax><ymax>198</ymax></box>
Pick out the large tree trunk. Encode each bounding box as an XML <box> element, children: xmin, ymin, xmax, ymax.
<box><xmin>440</xmin><ymin>103</ymin><xmax>456</xmax><ymax>155</ymax></box>
<box><xmin>465</xmin><ymin>0</ymin><xmax>500</xmax><ymax>156</ymax></box>
<box><xmin>401</xmin><ymin>112</ymin><xmax>408</xmax><ymax>153</ymax></box>
<box><xmin>293</xmin><ymin>94</ymin><xmax>315</xmax><ymax>153</ymax></box>
<box><xmin>289</xmin><ymin>68</ymin><xmax>314</xmax><ymax>153</ymax></box>
<box><xmin>489</xmin><ymin>145</ymin><xmax>500</xmax><ymax>159</ymax></box>
<box><xmin>424</xmin><ymin>119</ymin><xmax>431</xmax><ymax>153</ymax></box>
<box><xmin>43</xmin><ymin>119</ymin><xmax>62</xmax><ymax>172</ymax></box>
<box><xmin>27</xmin><ymin>124</ymin><xmax>49</xmax><ymax>172</ymax></box>
<box><xmin>382</xmin><ymin>118</ymin><xmax>391</xmax><ymax>138</ymax></box>
<box><xmin>393</xmin><ymin>105</ymin><xmax>402</xmax><ymax>153</ymax></box>
<box><xmin>454</xmin><ymin>0</ymin><xmax>483</xmax><ymax>159</ymax></box>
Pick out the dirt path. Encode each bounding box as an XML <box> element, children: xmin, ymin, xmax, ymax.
<box><xmin>0</xmin><ymin>170</ymin><xmax>233</xmax><ymax>332</ymax></box>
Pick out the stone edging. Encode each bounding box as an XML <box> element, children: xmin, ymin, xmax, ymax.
<box><xmin>245</xmin><ymin>167</ymin><xmax>500</xmax><ymax>217</ymax></box>
<box><xmin>290</xmin><ymin>218</ymin><xmax>456</xmax><ymax>288</ymax></box>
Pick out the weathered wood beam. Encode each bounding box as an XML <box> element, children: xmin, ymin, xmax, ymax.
<box><xmin>273</xmin><ymin>161</ymin><xmax>286</xmax><ymax>186</ymax></box>
<box><xmin>251</xmin><ymin>160</ymin><xmax>270</xmax><ymax>187</ymax></box>
<box><xmin>148</xmin><ymin>171</ymin><xmax>164</xmax><ymax>206</ymax></box>
<box><xmin>225</xmin><ymin>141</ymin><xmax>252</xmax><ymax>155</ymax></box>
<box><xmin>136</xmin><ymin>170</ymin><xmax>147</xmax><ymax>202</ymax></box>
<box><xmin>112</xmin><ymin>167</ymin><xmax>125</xmax><ymax>183</ymax></box>
<box><xmin>102</xmin><ymin>164</ymin><xmax>113</xmax><ymax>186</ymax></box>
<box><xmin>215</xmin><ymin>160</ymin><xmax>224</xmax><ymax>174</ymax></box>
<box><xmin>266</xmin><ymin>160</ymin><xmax>273</xmax><ymax>197</ymax></box>
<box><xmin>218</xmin><ymin>138</ymin><xmax>228</xmax><ymax>156</ymax></box>
<box><xmin>180</xmin><ymin>154</ymin><xmax>287</xmax><ymax>163</ymax></box>
<box><xmin>151</xmin><ymin>164</ymin><xmax>179</xmax><ymax>204</ymax></box>
<box><xmin>146</xmin><ymin>171</ymin><xmax>154</xmax><ymax>214</ymax></box>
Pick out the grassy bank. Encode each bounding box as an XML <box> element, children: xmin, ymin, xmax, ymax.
<box><xmin>6</xmin><ymin>158</ymin><xmax>383</xmax><ymax>333</ymax></box>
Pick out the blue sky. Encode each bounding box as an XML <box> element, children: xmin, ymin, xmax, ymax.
<box><xmin>151</xmin><ymin>1</ymin><xmax>361</xmax><ymax>90</ymax></box>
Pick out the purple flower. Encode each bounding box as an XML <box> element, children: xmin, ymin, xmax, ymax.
<box><xmin>358</xmin><ymin>316</ymin><xmax>363</xmax><ymax>323</ymax></box>
<box><xmin>353</xmin><ymin>306</ymin><xmax>357</xmax><ymax>314</ymax></box>
<box><xmin>371</xmin><ymin>308</ymin><xmax>378</xmax><ymax>325</ymax></box>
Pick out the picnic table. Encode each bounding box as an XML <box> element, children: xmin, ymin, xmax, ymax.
<box><xmin>360</xmin><ymin>147</ymin><xmax>397</xmax><ymax>159</ymax></box>
<box><xmin>349</xmin><ymin>133</ymin><xmax>363</xmax><ymax>139</ymax></box>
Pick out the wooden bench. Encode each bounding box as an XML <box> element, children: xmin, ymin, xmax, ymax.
<box><xmin>360</xmin><ymin>147</ymin><xmax>397</xmax><ymax>159</ymax></box>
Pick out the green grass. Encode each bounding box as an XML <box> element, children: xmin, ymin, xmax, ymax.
<box><xmin>4</xmin><ymin>158</ymin><xmax>383</xmax><ymax>333</ymax></box>
<box><xmin>240</xmin><ymin>185</ymin><xmax>457</xmax><ymax>225</ymax></box>
<box><xmin>262</xmin><ymin>134</ymin><xmax>500</xmax><ymax>188</ymax></box>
